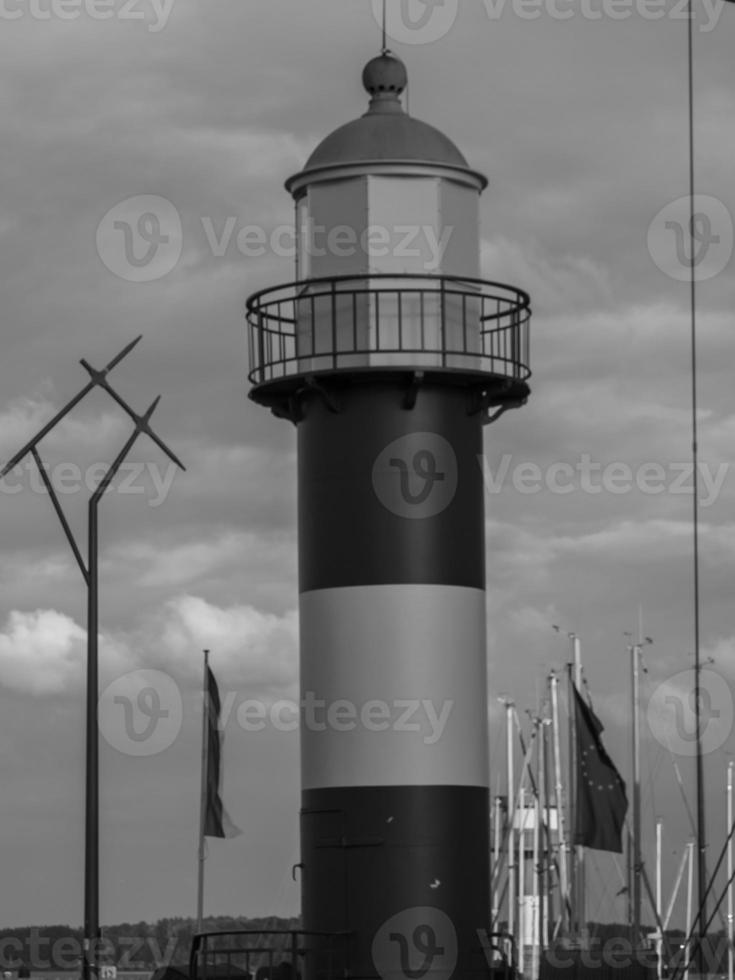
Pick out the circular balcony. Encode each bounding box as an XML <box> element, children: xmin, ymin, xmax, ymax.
<box><xmin>246</xmin><ymin>274</ymin><xmax>531</xmax><ymax>411</ymax></box>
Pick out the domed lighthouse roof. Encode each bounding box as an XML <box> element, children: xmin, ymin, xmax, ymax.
<box><xmin>285</xmin><ymin>52</ymin><xmax>487</xmax><ymax>196</ymax></box>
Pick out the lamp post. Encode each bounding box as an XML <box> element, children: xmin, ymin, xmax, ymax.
<box><xmin>1</xmin><ymin>339</ymin><xmax>184</xmax><ymax>980</ymax></box>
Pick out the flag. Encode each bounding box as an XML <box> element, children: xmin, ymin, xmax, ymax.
<box><xmin>203</xmin><ymin>665</ymin><xmax>241</xmax><ymax>839</ymax></box>
<box><xmin>573</xmin><ymin>682</ymin><xmax>627</xmax><ymax>853</ymax></box>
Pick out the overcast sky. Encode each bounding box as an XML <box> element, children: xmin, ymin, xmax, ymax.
<box><xmin>1</xmin><ymin>0</ymin><xmax>734</xmax><ymax>936</ymax></box>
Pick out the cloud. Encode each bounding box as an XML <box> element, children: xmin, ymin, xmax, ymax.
<box><xmin>0</xmin><ymin>595</ymin><xmax>298</xmax><ymax>699</ymax></box>
<box><xmin>0</xmin><ymin>609</ymin><xmax>92</xmax><ymax>695</ymax></box>
<box><xmin>482</xmin><ymin>235</ymin><xmax>613</xmax><ymax>314</ymax></box>
<box><xmin>156</xmin><ymin>594</ymin><xmax>298</xmax><ymax>694</ymax></box>
<box><xmin>0</xmin><ymin>395</ymin><xmax>127</xmax><ymax>462</ymax></box>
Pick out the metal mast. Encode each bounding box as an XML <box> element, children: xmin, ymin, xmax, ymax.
<box><xmin>1</xmin><ymin>340</ymin><xmax>184</xmax><ymax>980</ymax></box>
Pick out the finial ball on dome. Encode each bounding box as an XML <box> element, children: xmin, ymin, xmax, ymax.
<box><xmin>362</xmin><ymin>53</ymin><xmax>408</xmax><ymax>97</ymax></box>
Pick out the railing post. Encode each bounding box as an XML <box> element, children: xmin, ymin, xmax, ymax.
<box><xmin>256</xmin><ymin>309</ymin><xmax>265</xmax><ymax>384</ymax></box>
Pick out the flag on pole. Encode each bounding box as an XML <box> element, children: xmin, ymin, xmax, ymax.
<box><xmin>203</xmin><ymin>665</ymin><xmax>241</xmax><ymax>839</ymax></box>
<box><xmin>573</xmin><ymin>682</ymin><xmax>627</xmax><ymax>853</ymax></box>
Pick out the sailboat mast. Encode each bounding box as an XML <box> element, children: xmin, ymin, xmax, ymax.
<box><xmin>542</xmin><ymin>720</ymin><xmax>554</xmax><ymax>936</ymax></box>
<box><xmin>550</xmin><ymin>672</ymin><xmax>570</xmax><ymax>930</ymax></box>
<box><xmin>532</xmin><ymin>773</ymin><xmax>540</xmax><ymax>980</ymax></box>
<box><xmin>685</xmin><ymin>841</ymin><xmax>694</xmax><ymax>980</ymax></box>
<box><xmin>492</xmin><ymin>794</ymin><xmax>503</xmax><ymax>929</ymax></box>
<box><xmin>567</xmin><ymin>661</ymin><xmax>577</xmax><ymax>937</ymax></box>
<box><xmin>519</xmin><ymin>785</ymin><xmax>526</xmax><ymax>959</ymax></box>
<box><xmin>728</xmin><ymin>762</ymin><xmax>733</xmax><ymax>980</ymax></box>
<box><xmin>534</xmin><ymin>718</ymin><xmax>546</xmax><ymax>979</ymax></box>
<box><xmin>630</xmin><ymin>638</ymin><xmax>642</xmax><ymax>944</ymax></box>
<box><xmin>506</xmin><ymin>699</ymin><xmax>516</xmax><ymax>941</ymax></box>
<box><xmin>572</xmin><ymin>636</ymin><xmax>585</xmax><ymax>939</ymax></box>
<box><xmin>566</xmin><ymin>635</ymin><xmax>584</xmax><ymax>938</ymax></box>
<box><xmin>656</xmin><ymin>819</ymin><xmax>663</xmax><ymax>980</ymax></box>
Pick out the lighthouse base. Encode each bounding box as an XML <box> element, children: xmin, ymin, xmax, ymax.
<box><xmin>301</xmin><ymin>785</ymin><xmax>490</xmax><ymax>979</ymax></box>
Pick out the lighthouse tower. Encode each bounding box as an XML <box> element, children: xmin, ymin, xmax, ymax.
<box><xmin>247</xmin><ymin>51</ymin><xmax>531</xmax><ymax>980</ymax></box>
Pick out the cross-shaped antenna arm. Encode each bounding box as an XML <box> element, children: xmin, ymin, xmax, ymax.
<box><xmin>90</xmin><ymin>395</ymin><xmax>172</xmax><ymax>503</ymax></box>
<box><xmin>0</xmin><ymin>336</ymin><xmax>143</xmax><ymax>480</ymax></box>
<box><xmin>79</xmin><ymin>363</ymin><xmax>185</xmax><ymax>472</ymax></box>
<box><xmin>31</xmin><ymin>447</ymin><xmax>89</xmax><ymax>585</ymax></box>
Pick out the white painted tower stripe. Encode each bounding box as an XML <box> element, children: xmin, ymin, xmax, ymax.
<box><xmin>300</xmin><ymin>584</ymin><xmax>488</xmax><ymax>790</ymax></box>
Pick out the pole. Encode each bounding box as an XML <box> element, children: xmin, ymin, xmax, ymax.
<box><xmin>664</xmin><ymin>847</ymin><xmax>690</xmax><ymax>932</ymax></box>
<box><xmin>627</xmin><ymin>829</ymin><xmax>634</xmax><ymax>936</ymax></box>
<box><xmin>519</xmin><ymin>785</ymin><xmax>526</xmax><ymax>963</ymax></box>
<box><xmin>656</xmin><ymin>819</ymin><xmax>663</xmax><ymax>980</ymax></box>
<box><xmin>631</xmin><ymin>641</ymin><xmax>642</xmax><ymax>946</ymax></box>
<box><xmin>83</xmin><ymin>500</ymin><xmax>99</xmax><ymax>980</ymax></box>
<box><xmin>507</xmin><ymin>700</ymin><xmax>516</xmax><ymax>942</ymax></box>
<box><xmin>550</xmin><ymin>673</ymin><xmax>569</xmax><ymax>930</ymax></box>
<box><xmin>567</xmin><ymin>660</ymin><xmax>577</xmax><ymax>938</ymax></box>
<box><xmin>533</xmin><ymin>737</ymin><xmax>541</xmax><ymax>980</ymax></box>
<box><xmin>728</xmin><ymin>762</ymin><xmax>734</xmax><ymax>980</ymax></box>
<box><xmin>572</xmin><ymin>637</ymin><xmax>585</xmax><ymax>942</ymax></box>
<box><xmin>685</xmin><ymin>842</ymin><xmax>694</xmax><ymax>980</ymax></box>
<box><xmin>197</xmin><ymin>650</ymin><xmax>210</xmax><ymax>934</ymax></box>
<box><xmin>685</xmin><ymin>0</ymin><xmax>706</xmax><ymax>965</ymax></box>
<box><xmin>83</xmin><ymin>413</ymin><xmax>166</xmax><ymax>980</ymax></box>
<box><xmin>0</xmin><ymin>348</ymin><xmax>182</xmax><ymax>980</ymax></box>
<box><xmin>492</xmin><ymin>795</ymin><xmax>503</xmax><ymax>929</ymax></box>
<box><xmin>542</xmin><ymin>720</ymin><xmax>553</xmax><ymax>938</ymax></box>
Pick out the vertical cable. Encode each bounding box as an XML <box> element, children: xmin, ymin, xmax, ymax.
<box><xmin>686</xmin><ymin>0</ymin><xmax>706</xmax><ymax>965</ymax></box>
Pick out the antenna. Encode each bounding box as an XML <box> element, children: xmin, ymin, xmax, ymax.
<box><xmin>685</xmin><ymin>1</ymin><xmax>707</xmax><ymax>966</ymax></box>
<box><xmin>381</xmin><ymin>0</ymin><xmax>388</xmax><ymax>53</ymax></box>
<box><xmin>0</xmin><ymin>340</ymin><xmax>184</xmax><ymax>980</ymax></box>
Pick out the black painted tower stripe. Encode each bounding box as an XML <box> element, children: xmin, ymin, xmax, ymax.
<box><xmin>298</xmin><ymin>380</ymin><xmax>485</xmax><ymax>593</ymax></box>
<box><xmin>301</xmin><ymin>786</ymin><xmax>490</xmax><ymax>979</ymax></box>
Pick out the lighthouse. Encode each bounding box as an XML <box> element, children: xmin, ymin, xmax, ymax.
<box><xmin>247</xmin><ymin>50</ymin><xmax>531</xmax><ymax>979</ymax></box>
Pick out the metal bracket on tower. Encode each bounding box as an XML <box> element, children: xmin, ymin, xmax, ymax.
<box><xmin>303</xmin><ymin>375</ymin><xmax>341</xmax><ymax>414</ymax></box>
<box><xmin>402</xmin><ymin>371</ymin><xmax>425</xmax><ymax>410</ymax></box>
<box><xmin>268</xmin><ymin>376</ymin><xmax>341</xmax><ymax>424</ymax></box>
<box><xmin>483</xmin><ymin>400</ymin><xmax>527</xmax><ymax>426</ymax></box>
<box><xmin>468</xmin><ymin>380</ymin><xmax>530</xmax><ymax>424</ymax></box>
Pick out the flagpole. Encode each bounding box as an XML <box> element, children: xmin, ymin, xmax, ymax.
<box><xmin>572</xmin><ymin>637</ymin><xmax>585</xmax><ymax>943</ymax></box>
<box><xmin>550</xmin><ymin>672</ymin><xmax>570</xmax><ymax>933</ymax></box>
<box><xmin>629</xmin><ymin>637</ymin><xmax>642</xmax><ymax>946</ymax></box>
<box><xmin>196</xmin><ymin>649</ymin><xmax>210</xmax><ymax>935</ymax></box>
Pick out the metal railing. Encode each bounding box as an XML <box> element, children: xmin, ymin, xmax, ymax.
<box><xmin>190</xmin><ymin>929</ymin><xmax>350</xmax><ymax>980</ymax></box>
<box><xmin>246</xmin><ymin>274</ymin><xmax>531</xmax><ymax>389</ymax></box>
